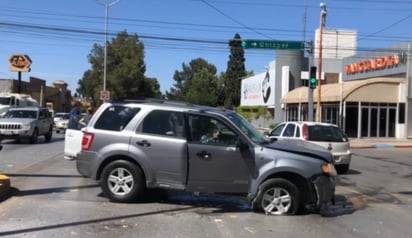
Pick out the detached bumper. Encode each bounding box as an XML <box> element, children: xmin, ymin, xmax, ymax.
<box><xmin>309</xmin><ymin>175</ymin><xmax>335</xmax><ymax>211</ymax></box>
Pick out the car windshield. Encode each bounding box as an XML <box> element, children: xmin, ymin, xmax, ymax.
<box><xmin>307</xmin><ymin>125</ymin><xmax>348</xmax><ymax>142</ymax></box>
<box><xmin>4</xmin><ymin>110</ymin><xmax>37</xmax><ymax>119</ymax></box>
<box><xmin>226</xmin><ymin>112</ymin><xmax>267</xmax><ymax>144</ymax></box>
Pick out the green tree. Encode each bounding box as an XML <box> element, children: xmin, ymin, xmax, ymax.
<box><xmin>185</xmin><ymin>68</ymin><xmax>218</xmax><ymax>106</ymax></box>
<box><xmin>77</xmin><ymin>31</ymin><xmax>161</xmax><ymax>106</ymax></box>
<box><xmin>166</xmin><ymin>58</ymin><xmax>218</xmax><ymax>104</ymax></box>
<box><xmin>224</xmin><ymin>33</ymin><xmax>246</xmax><ymax>109</ymax></box>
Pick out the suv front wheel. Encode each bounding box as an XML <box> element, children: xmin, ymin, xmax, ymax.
<box><xmin>252</xmin><ymin>178</ymin><xmax>300</xmax><ymax>215</ymax></box>
<box><xmin>101</xmin><ymin>160</ymin><xmax>145</xmax><ymax>203</ymax></box>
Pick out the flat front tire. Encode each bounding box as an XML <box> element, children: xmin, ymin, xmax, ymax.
<box><xmin>101</xmin><ymin>160</ymin><xmax>145</xmax><ymax>203</ymax></box>
<box><xmin>253</xmin><ymin>178</ymin><xmax>299</xmax><ymax>215</ymax></box>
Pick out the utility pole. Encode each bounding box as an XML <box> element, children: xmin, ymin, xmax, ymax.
<box><xmin>96</xmin><ymin>0</ymin><xmax>120</xmax><ymax>99</ymax></box>
<box><xmin>316</xmin><ymin>2</ymin><xmax>327</xmax><ymax>122</ymax></box>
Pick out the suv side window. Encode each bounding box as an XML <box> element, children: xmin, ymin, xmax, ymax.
<box><xmin>188</xmin><ymin>114</ymin><xmax>236</xmax><ymax>146</ymax></box>
<box><xmin>139</xmin><ymin>110</ymin><xmax>185</xmax><ymax>138</ymax></box>
<box><xmin>94</xmin><ymin>105</ymin><xmax>140</xmax><ymax>131</ymax></box>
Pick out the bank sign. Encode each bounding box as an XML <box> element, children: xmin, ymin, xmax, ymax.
<box><xmin>240</xmin><ymin>69</ymin><xmax>275</xmax><ymax>106</ymax></box>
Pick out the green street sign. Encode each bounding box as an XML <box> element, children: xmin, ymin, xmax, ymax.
<box><xmin>241</xmin><ymin>40</ymin><xmax>303</xmax><ymax>50</ymax></box>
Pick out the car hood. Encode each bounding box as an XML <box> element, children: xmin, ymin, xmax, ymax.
<box><xmin>264</xmin><ymin>139</ymin><xmax>333</xmax><ymax>163</ymax></box>
<box><xmin>0</xmin><ymin>118</ymin><xmax>35</xmax><ymax>124</ymax></box>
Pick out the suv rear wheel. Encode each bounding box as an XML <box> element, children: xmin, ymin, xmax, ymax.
<box><xmin>45</xmin><ymin>126</ymin><xmax>53</xmax><ymax>142</ymax></box>
<box><xmin>253</xmin><ymin>178</ymin><xmax>299</xmax><ymax>215</ymax></box>
<box><xmin>29</xmin><ymin>128</ymin><xmax>39</xmax><ymax>144</ymax></box>
<box><xmin>101</xmin><ymin>160</ymin><xmax>145</xmax><ymax>203</ymax></box>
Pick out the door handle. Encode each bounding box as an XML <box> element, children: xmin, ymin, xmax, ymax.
<box><xmin>136</xmin><ymin>140</ymin><xmax>151</xmax><ymax>147</ymax></box>
<box><xmin>196</xmin><ymin>151</ymin><xmax>212</xmax><ymax>159</ymax></box>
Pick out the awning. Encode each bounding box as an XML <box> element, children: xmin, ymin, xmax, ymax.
<box><xmin>280</xmin><ymin>77</ymin><xmax>405</xmax><ymax>104</ymax></box>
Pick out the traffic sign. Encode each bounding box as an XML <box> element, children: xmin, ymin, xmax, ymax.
<box><xmin>100</xmin><ymin>90</ymin><xmax>110</xmax><ymax>101</ymax></box>
<box><xmin>8</xmin><ymin>54</ymin><xmax>32</xmax><ymax>72</ymax></box>
<box><xmin>241</xmin><ymin>40</ymin><xmax>303</xmax><ymax>50</ymax></box>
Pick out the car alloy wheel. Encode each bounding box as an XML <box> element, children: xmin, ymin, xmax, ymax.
<box><xmin>101</xmin><ymin>160</ymin><xmax>145</xmax><ymax>202</ymax></box>
<box><xmin>108</xmin><ymin>167</ymin><xmax>134</xmax><ymax>196</ymax></box>
<box><xmin>253</xmin><ymin>178</ymin><xmax>299</xmax><ymax>215</ymax></box>
<box><xmin>261</xmin><ymin>187</ymin><xmax>292</xmax><ymax>215</ymax></box>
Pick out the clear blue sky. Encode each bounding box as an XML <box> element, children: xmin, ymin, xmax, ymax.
<box><xmin>1</xmin><ymin>0</ymin><xmax>411</xmax><ymax>93</ymax></box>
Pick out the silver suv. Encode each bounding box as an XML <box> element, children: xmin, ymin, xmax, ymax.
<box><xmin>0</xmin><ymin>107</ymin><xmax>53</xmax><ymax>143</ymax></box>
<box><xmin>76</xmin><ymin>99</ymin><xmax>336</xmax><ymax>215</ymax></box>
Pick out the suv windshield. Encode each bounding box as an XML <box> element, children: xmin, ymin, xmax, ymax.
<box><xmin>4</xmin><ymin>110</ymin><xmax>37</xmax><ymax>119</ymax></box>
<box><xmin>226</xmin><ymin>112</ymin><xmax>267</xmax><ymax>144</ymax></box>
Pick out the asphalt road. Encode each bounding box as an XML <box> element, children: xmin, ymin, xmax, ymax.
<box><xmin>0</xmin><ymin>134</ymin><xmax>412</xmax><ymax>238</ymax></box>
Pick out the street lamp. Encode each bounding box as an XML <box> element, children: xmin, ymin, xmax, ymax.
<box><xmin>316</xmin><ymin>2</ymin><xmax>327</xmax><ymax>122</ymax></box>
<box><xmin>96</xmin><ymin>0</ymin><xmax>120</xmax><ymax>96</ymax></box>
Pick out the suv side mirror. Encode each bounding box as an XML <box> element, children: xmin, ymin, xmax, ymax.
<box><xmin>236</xmin><ymin>137</ymin><xmax>249</xmax><ymax>150</ymax></box>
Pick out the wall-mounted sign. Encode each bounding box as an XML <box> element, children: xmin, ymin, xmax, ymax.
<box><xmin>344</xmin><ymin>53</ymin><xmax>400</xmax><ymax>75</ymax></box>
<box><xmin>9</xmin><ymin>54</ymin><xmax>32</xmax><ymax>72</ymax></box>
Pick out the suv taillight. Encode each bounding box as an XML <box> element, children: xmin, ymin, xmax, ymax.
<box><xmin>82</xmin><ymin>132</ymin><xmax>94</xmax><ymax>151</ymax></box>
<box><xmin>302</xmin><ymin>123</ymin><xmax>308</xmax><ymax>140</ymax></box>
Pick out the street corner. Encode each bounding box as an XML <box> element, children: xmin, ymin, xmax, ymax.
<box><xmin>0</xmin><ymin>174</ymin><xmax>11</xmax><ymax>200</ymax></box>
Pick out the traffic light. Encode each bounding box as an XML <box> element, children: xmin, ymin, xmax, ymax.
<box><xmin>309</xmin><ymin>66</ymin><xmax>317</xmax><ymax>89</ymax></box>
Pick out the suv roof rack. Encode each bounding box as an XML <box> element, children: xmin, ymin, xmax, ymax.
<box><xmin>110</xmin><ymin>98</ymin><xmax>194</xmax><ymax>107</ymax></box>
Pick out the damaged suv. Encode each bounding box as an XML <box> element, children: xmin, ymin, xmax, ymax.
<box><xmin>76</xmin><ymin>99</ymin><xmax>336</xmax><ymax>215</ymax></box>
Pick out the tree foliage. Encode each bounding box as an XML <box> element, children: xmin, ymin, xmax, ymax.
<box><xmin>224</xmin><ymin>33</ymin><xmax>246</xmax><ymax>109</ymax></box>
<box><xmin>76</xmin><ymin>31</ymin><xmax>161</xmax><ymax>106</ymax></box>
<box><xmin>166</xmin><ymin>58</ymin><xmax>220</xmax><ymax>106</ymax></box>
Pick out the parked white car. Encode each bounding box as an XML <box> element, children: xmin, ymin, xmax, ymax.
<box><xmin>53</xmin><ymin>112</ymin><xmax>70</xmax><ymax>134</ymax></box>
<box><xmin>64</xmin><ymin>114</ymin><xmax>83</xmax><ymax>160</ymax></box>
<box><xmin>267</xmin><ymin>121</ymin><xmax>351</xmax><ymax>174</ymax></box>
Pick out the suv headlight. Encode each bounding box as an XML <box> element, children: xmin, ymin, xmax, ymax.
<box><xmin>21</xmin><ymin>124</ymin><xmax>31</xmax><ymax>130</ymax></box>
<box><xmin>321</xmin><ymin>163</ymin><xmax>337</xmax><ymax>177</ymax></box>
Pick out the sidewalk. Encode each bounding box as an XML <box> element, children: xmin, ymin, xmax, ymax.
<box><xmin>350</xmin><ymin>137</ymin><xmax>412</xmax><ymax>149</ymax></box>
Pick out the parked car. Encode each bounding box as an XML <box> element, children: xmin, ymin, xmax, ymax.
<box><xmin>53</xmin><ymin>112</ymin><xmax>70</xmax><ymax>134</ymax></box>
<box><xmin>64</xmin><ymin>114</ymin><xmax>84</xmax><ymax>160</ymax></box>
<box><xmin>267</xmin><ymin>121</ymin><xmax>351</xmax><ymax>174</ymax></box>
<box><xmin>0</xmin><ymin>107</ymin><xmax>53</xmax><ymax>143</ymax></box>
<box><xmin>73</xmin><ymin>99</ymin><xmax>337</xmax><ymax>216</ymax></box>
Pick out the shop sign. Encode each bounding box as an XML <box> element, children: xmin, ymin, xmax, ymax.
<box><xmin>9</xmin><ymin>54</ymin><xmax>32</xmax><ymax>72</ymax></box>
<box><xmin>344</xmin><ymin>53</ymin><xmax>401</xmax><ymax>75</ymax></box>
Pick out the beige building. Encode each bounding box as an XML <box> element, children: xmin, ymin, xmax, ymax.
<box><xmin>0</xmin><ymin>77</ymin><xmax>72</xmax><ymax>112</ymax></box>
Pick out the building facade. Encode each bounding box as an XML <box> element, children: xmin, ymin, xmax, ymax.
<box><xmin>0</xmin><ymin>77</ymin><xmax>72</xmax><ymax>112</ymax></box>
<box><xmin>241</xmin><ymin>29</ymin><xmax>411</xmax><ymax>139</ymax></box>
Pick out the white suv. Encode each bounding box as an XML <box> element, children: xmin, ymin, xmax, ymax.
<box><xmin>268</xmin><ymin>121</ymin><xmax>351</xmax><ymax>174</ymax></box>
<box><xmin>0</xmin><ymin>107</ymin><xmax>53</xmax><ymax>143</ymax></box>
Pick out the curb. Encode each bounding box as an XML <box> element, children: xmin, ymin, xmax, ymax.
<box><xmin>0</xmin><ymin>174</ymin><xmax>11</xmax><ymax>199</ymax></box>
<box><xmin>350</xmin><ymin>144</ymin><xmax>412</xmax><ymax>149</ymax></box>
